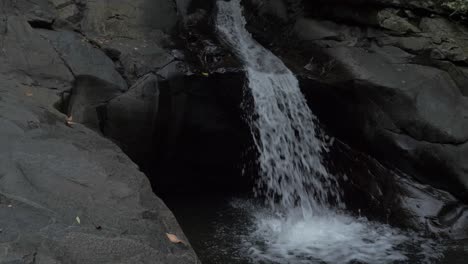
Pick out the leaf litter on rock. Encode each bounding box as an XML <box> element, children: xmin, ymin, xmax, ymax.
<box><xmin>166</xmin><ymin>233</ymin><xmax>186</xmax><ymax>245</ymax></box>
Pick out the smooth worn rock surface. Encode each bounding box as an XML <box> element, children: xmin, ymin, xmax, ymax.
<box><xmin>39</xmin><ymin>29</ymin><xmax>128</xmax><ymax>90</ymax></box>
<box><xmin>0</xmin><ymin>16</ymin><xmax>73</xmax><ymax>92</ymax></box>
<box><xmin>0</xmin><ymin>81</ymin><xmax>198</xmax><ymax>264</ymax></box>
<box><xmin>0</xmin><ymin>0</ymin><xmax>200</xmax><ymax>263</ymax></box>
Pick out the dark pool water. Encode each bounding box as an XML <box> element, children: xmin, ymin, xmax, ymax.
<box><xmin>165</xmin><ymin>195</ymin><xmax>468</xmax><ymax>264</ymax></box>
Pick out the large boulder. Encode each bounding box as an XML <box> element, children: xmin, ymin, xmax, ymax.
<box><xmin>0</xmin><ymin>16</ymin><xmax>73</xmax><ymax>92</ymax></box>
<box><xmin>0</xmin><ymin>77</ymin><xmax>199</xmax><ymax>263</ymax></box>
<box><xmin>1</xmin><ymin>0</ymin><xmax>57</xmax><ymax>23</ymax></box>
<box><xmin>38</xmin><ymin>29</ymin><xmax>128</xmax><ymax>90</ymax></box>
<box><xmin>327</xmin><ymin>140</ymin><xmax>468</xmax><ymax>239</ymax></box>
<box><xmin>0</xmin><ymin>0</ymin><xmax>200</xmax><ymax>262</ymax></box>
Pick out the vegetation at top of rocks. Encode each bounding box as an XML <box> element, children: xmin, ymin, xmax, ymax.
<box><xmin>443</xmin><ymin>0</ymin><xmax>468</xmax><ymax>15</ymax></box>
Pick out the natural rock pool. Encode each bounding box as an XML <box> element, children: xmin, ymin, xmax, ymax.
<box><xmin>166</xmin><ymin>195</ymin><xmax>467</xmax><ymax>264</ymax></box>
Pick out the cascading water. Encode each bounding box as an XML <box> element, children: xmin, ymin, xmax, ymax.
<box><xmin>214</xmin><ymin>1</ymin><xmax>441</xmax><ymax>263</ymax></box>
<box><xmin>216</xmin><ymin>0</ymin><xmax>341</xmax><ymax>218</ymax></box>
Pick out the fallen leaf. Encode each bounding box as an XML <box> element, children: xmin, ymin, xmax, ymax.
<box><xmin>76</xmin><ymin>216</ymin><xmax>81</xmax><ymax>224</ymax></box>
<box><xmin>201</xmin><ymin>72</ymin><xmax>209</xmax><ymax>77</ymax></box>
<box><xmin>166</xmin><ymin>233</ymin><xmax>185</xmax><ymax>245</ymax></box>
<box><xmin>66</xmin><ymin>116</ymin><xmax>76</xmax><ymax>127</ymax></box>
<box><xmin>7</xmin><ymin>204</ymin><xmax>12</xmax><ymax>208</ymax></box>
<box><xmin>25</xmin><ymin>91</ymin><xmax>33</xmax><ymax>97</ymax></box>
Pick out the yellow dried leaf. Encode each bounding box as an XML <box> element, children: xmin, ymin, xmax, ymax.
<box><xmin>201</xmin><ymin>72</ymin><xmax>209</xmax><ymax>77</ymax></box>
<box><xmin>166</xmin><ymin>233</ymin><xmax>185</xmax><ymax>244</ymax></box>
<box><xmin>25</xmin><ymin>91</ymin><xmax>33</xmax><ymax>97</ymax></box>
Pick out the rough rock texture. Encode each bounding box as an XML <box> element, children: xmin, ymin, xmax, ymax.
<box><xmin>0</xmin><ymin>0</ymin><xmax>199</xmax><ymax>263</ymax></box>
<box><xmin>77</xmin><ymin>0</ymin><xmax>181</xmax><ymax>84</ymax></box>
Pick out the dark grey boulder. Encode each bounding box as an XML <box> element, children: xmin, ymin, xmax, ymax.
<box><xmin>1</xmin><ymin>0</ymin><xmax>57</xmax><ymax>23</ymax></box>
<box><xmin>0</xmin><ymin>0</ymin><xmax>201</xmax><ymax>262</ymax></box>
<box><xmin>0</xmin><ymin>16</ymin><xmax>73</xmax><ymax>91</ymax></box>
<box><xmin>38</xmin><ymin>29</ymin><xmax>128</xmax><ymax>90</ymax></box>
<box><xmin>324</xmin><ymin>46</ymin><xmax>468</xmax><ymax>145</ymax></box>
<box><xmin>0</xmin><ymin>80</ymin><xmax>199</xmax><ymax>264</ymax></box>
<box><xmin>328</xmin><ymin>141</ymin><xmax>468</xmax><ymax>239</ymax></box>
<box><xmin>78</xmin><ymin>0</ymin><xmax>178</xmax><ymax>84</ymax></box>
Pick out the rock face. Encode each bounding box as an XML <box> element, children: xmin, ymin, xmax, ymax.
<box><xmin>0</xmin><ymin>0</ymin><xmax>199</xmax><ymax>263</ymax></box>
<box><xmin>243</xmin><ymin>0</ymin><xmax>468</xmax><ymax>201</ymax></box>
<box><xmin>0</xmin><ymin>87</ymin><xmax>198</xmax><ymax>264</ymax></box>
<box><xmin>327</xmin><ymin>140</ymin><xmax>468</xmax><ymax>239</ymax></box>
<box><xmin>77</xmin><ymin>0</ymin><xmax>180</xmax><ymax>84</ymax></box>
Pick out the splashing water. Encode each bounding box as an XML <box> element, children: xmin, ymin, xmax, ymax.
<box><xmin>215</xmin><ymin>0</ymin><xmax>442</xmax><ymax>263</ymax></box>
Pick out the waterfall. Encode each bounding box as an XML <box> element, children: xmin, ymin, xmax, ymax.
<box><xmin>216</xmin><ymin>0</ymin><xmax>340</xmax><ymax>218</ymax></box>
<box><xmin>213</xmin><ymin>1</ymin><xmax>440</xmax><ymax>263</ymax></box>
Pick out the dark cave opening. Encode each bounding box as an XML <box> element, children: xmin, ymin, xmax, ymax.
<box><xmin>139</xmin><ymin>72</ymin><xmax>256</xmax><ymax>199</ymax></box>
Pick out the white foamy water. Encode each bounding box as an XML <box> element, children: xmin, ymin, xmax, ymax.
<box><xmin>215</xmin><ymin>1</ymin><xmax>441</xmax><ymax>263</ymax></box>
<box><xmin>248</xmin><ymin>212</ymin><xmax>409</xmax><ymax>264</ymax></box>
<box><xmin>216</xmin><ymin>0</ymin><xmax>340</xmax><ymax>217</ymax></box>
<box><xmin>227</xmin><ymin>200</ymin><xmax>443</xmax><ymax>264</ymax></box>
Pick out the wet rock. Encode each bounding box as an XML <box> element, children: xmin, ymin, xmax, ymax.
<box><xmin>327</xmin><ymin>140</ymin><xmax>468</xmax><ymax>239</ymax></box>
